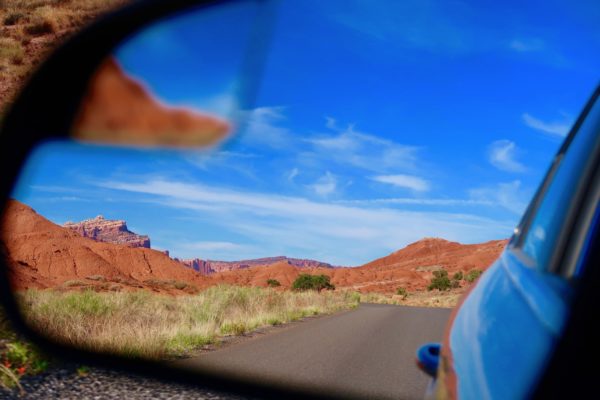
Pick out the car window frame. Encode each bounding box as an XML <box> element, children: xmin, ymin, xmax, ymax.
<box><xmin>509</xmin><ymin>86</ymin><xmax>600</xmax><ymax>278</ymax></box>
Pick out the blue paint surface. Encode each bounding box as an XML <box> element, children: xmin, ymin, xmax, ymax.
<box><xmin>449</xmin><ymin>250</ymin><xmax>571</xmax><ymax>399</ymax></box>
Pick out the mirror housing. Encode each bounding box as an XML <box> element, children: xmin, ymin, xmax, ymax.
<box><xmin>0</xmin><ymin>1</ymin><xmax>333</xmax><ymax>399</ymax></box>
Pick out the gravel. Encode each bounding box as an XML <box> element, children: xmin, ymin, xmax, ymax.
<box><xmin>0</xmin><ymin>364</ymin><xmax>252</xmax><ymax>400</ymax></box>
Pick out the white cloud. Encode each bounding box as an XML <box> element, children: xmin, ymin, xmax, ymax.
<box><xmin>306</xmin><ymin>125</ymin><xmax>420</xmax><ymax>173</ymax></box>
<box><xmin>469</xmin><ymin>180</ymin><xmax>530</xmax><ymax>215</ymax></box>
<box><xmin>325</xmin><ymin>116</ymin><xmax>338</xmax><ymax>130</ymax></box>
<box><xmin>522</xmin><ymin>113</ymin><xmax>571</xmax><ymax>137</ymax></box>
<box><xmin>371</xmin><ymin>174</ymin><xmax>430</xmax><ymax>192</ymax></box>
<box><xmin>488</xmin><ymin>140</ymin><xmax>526</xmax><ymax>173</ymax></box>
<box><xmin>287</xmin><ymin>168</ymin><xmax>300</xmax><ymax>182</ymax></box>
<box><xmin>341</xmin><ymin>198</ymin><xmax>493</xmax><ymax>206</ymax></box>
<box><xmin>509</xmin><ymin>38</ymin><xmax>545</xmax><ymax>53</ymax></box>
<box><xmin>308</xmin><ymin>171</ymin><xmax>337</xmax><ymax>196</ymax></box>
<box><xmin>239</xmin><ymin>106</ymin><xmax>292</xmax><ymax>148</ymax></box>
<box><xmin>180</xmin><ymin>241</ymin><xmax>245</xmax><ymax>252</ymax></box>
<box><xmin>99</xmin><ymin>178</ymin><xmax>514</xmax><ymax>265</ymax></box>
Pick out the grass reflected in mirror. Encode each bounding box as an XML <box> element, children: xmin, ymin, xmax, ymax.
<box><xmin>18</xmin><ymin>286</ymin><xmax>361</xmax><ymax>359</ymax></box>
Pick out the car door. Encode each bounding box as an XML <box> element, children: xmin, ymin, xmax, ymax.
<box><xmin>436</xmin><ymin>86</ymin><xmax>600</xmax><ymax>399</ymax></box>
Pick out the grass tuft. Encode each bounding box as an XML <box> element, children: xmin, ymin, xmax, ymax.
<box><xmin>17</xmin><ymin>285</ymin><xmax>360</xmax><ymax>359</ymax></box>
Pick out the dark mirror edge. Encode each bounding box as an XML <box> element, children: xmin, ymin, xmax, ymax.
<box><xmin>0</xmin><ymin>0</ymin><xmax>345</xmax><ymax>398</ymax></box>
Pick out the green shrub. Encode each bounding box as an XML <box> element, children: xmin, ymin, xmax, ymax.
<box><xmin>266</xmin><ymin>279</ymin><xmax>281</xmax><ymax>287</ymax></box>
<box><xmin>396</xmin><ymin>287</ymin><xmax>408</xmax><ymax>299</ymax></box>
<box><xmin>428</xmin><ymin>269</ymin><xmax>452</xmax><ymax>291</ymax></box>
<box><xmin>465</xmin><ymin>269</ymin><xmax>483</xmax><ymax>283</ymax></box>
<box><xmin>452</xmin><ymin>271</ymin><xmax>463</xmax><ymax>281</ymax></box>
<box><xmin>292</xmin><ymin>274</ymin><xmax>335</xmax><ymax>292</ymax></box>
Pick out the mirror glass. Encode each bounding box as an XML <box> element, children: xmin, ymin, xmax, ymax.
<box><xmin>2</xmin><ymin>0</ymin><xmax>598</xmax><ymax>397</ymax></box>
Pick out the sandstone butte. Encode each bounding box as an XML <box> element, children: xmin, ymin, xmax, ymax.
<box><xmin>72</xmin><ymin>57</ymin><xmax>231</xmax><ymax>147</ymax></box>
<box><xmin>176</xmin><ymin>256</ymin><xmax>336</xmax><ymax>275</ymax></box>
<box><xmin>0</xmin><ymin>199</ymin><xmax>508</xmax><ymax>294</ymax></box>
<box><xmin>63</xmin><ymin>215</ymin><xmax>150</xmax><ymax>248</ymax></box>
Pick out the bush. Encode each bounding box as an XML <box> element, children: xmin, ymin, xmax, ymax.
<box><xmin>266</xmin><ymin>279</ymin><xmax>281</xmax><ymax>287</ymax></box>
<box><xmin>396</xmin><ymin>287</ymin><xmax>408</xmax><ymax>299</ymax></box>
<box><xmin>465</xmin><ymin>269</ymin><xmax>483</xmax><ymax>283</ymax></box>
<box><xmin>3</xmin><ymin>12</ymin><xmax>25</xmax><ymax>26</ymax></box>
<box><xmin>428</xmin><ymin>269</ymin><xmax>452</xmax><ymax>291</ymax></box>
<box><xmin>452</xmin><ymin>271</ymin><xmax>463</xmax><ymax>281</ymax></box>
<box><xmin>292</xmin><ymin>274</ymin><xmax>335</xmax><ymax>292</ymax></box>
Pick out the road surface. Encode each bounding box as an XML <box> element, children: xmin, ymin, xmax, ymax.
<box><xmin>176</xmin><ymin>304</ymin><xmax>451</xmax><ymax>400</ymax></box>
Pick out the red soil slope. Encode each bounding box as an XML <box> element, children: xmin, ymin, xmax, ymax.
<box><xmin>73</xmin><ymin>58</ymin><xmax>231</xmax><ymax>147</ymax></box>
<box><xmin>205</xmin><ymin>238</ymin><xmax>507</xmax><ymax>293</ymax></box>
<box><xmin>1</xmin><ymin>200</ymin><xmax>207</xmax><ymax>293</ymax></box>
<box><xmin>1</xmin><ymin>200</ymin><xmax>507</xmax><ymax>295</ymax></box>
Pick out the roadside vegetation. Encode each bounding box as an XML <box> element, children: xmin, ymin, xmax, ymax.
<box><xmin>0</xmin><ymin>309</ymin><xmax>49</xmax><ymax>391</ymax></box>
<box><xmin>428</xmin><ymin>268</ymin><xmax>483</xmax><ymax>291</ymax></box>
<box><xmin>0</xmin><ymin>0</ymin><xmax>129</xmax><ymax>112</ymax></box>
<box><xmin>17</xmin><ymin>285</ymin><xmax>360</xmax><ymax>359</ymax></box>
<box><xmin>292</xmin><ymin>274</ymin><xmax>335</xmax><ymax>291</ymax></box>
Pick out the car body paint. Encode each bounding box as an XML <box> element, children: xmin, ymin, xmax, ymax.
<box><xmin>442</xmin><ymin>249</ymin><xmax>572</xmax><ymax>399</ymax></box>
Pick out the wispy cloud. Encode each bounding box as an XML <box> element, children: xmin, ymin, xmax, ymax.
<box><xmin>287</xmin><ymin>167</ymin><xmax>300</xmax><ymax>182</ymax></box>
<box><xmin>98</xmin><ymin>178</ymin><xmax>514</xmax><ymax>265</ymax></box>
<box><xmin>330</xmin><ymin>0</ymin><xmax>475</xmax><ymax>54</ymax></box>
<box><xmin>522</xmin><ymin>113</ymin><xmax>571</xmax><ymax>137</ymax></box>
<box><xmin>469</xmin><ymin>180</ymin><xmax>531</xmax><ymax>215</ymax></box>
<box><xmin>308</xmin><ymin>171</ymin><xmax>337</xmax><ymax>196</ymax></box>
<box><xmin>371</xmin><ymin>174</ymin><xmax>430</xmax><ymax>192</ymax></box>
<box><xmin>340</xmin><ymin>198</ymin><xmax>493</xmax><ymax>207</ymax></box>
<box><xmin>239</xmin><ymin>106</ymin><xmax>292</xmax><ymax>148</ymax></box>
<box><xmin>488</xmin><ymin>140</ymin><xmax>526</xmax><ymax>173</ymax></box>
<box><xmin>509</xmin><ymin>38</ymin><xmax>545</xmax><ymax>53</ymax></box>
<box><xmin>180</xmin><ymin>241</ymin><xmax>246</xmax><ymax>252</ymax></box>
<box><xmin>306</xmin><ymin>125</ymin><xmax>420</xmax><ymax>173</ymax></box>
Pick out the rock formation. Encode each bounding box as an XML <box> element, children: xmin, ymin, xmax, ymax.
<box><xmin>1</xmin><ymin>200</ymin><xmax>508</xmax><ymax>295</ymax></box>
<box><xmin>63</xmin><ymin>215</ymin><xmax>150</xmax><ymax>248</ymax></box>
<box><xmin>1</xmin><ymin>200</ymin><xmax>207</xmax><ymax>293</ymax></box>
<box><xmin>73</xmin><ymin>57</ymin><xmax>231</xmax><ymax>147</ymax></box>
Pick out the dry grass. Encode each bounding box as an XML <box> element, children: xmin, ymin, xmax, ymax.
<box><xmin>0</xmin><ymin>0</ymin><xmax>130</xmax><ymax>111</ymax></box>
<box><xmin>17</xmin><ymin>286</ymin><xmax>360</xmax><ymax>359</ymax></box>
<box><xmin>356</xmin><ymin>289</ymin><xmax>463</xmax><ymax>308</ymax></box>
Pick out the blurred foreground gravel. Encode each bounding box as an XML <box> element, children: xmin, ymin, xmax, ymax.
<box><xmin>0</xmin><ymin>364</ymin><xmax>251</xmax><ymax>400</ymax></box>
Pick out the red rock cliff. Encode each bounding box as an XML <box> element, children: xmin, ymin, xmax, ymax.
<box><xmin>63</xmin><ymin>215</ymin><xmax>150</xmax><ymax>248</ymax></box>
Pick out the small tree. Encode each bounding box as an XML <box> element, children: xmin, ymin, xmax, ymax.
<box><xmin>396</xmin><ymin>287</ymin><xmax>408</xmax><ymax>299</ymax></box>
<box><xmin>292</xmin><ymin>274</ymin><xmax>335</xmax><ymax>292</ymax></box>
<box><xmin>451</xmin><ymin>271</ymin><xmax>463</xmax><ymax>289</ymax></box>
<box><xmin>428</xmin><ymin>269</ymin><xmax>452</xmax><ymax>291</ymax></box>
<box><xmin>465</xmin><ymin>269</ymin><xmax>483</xmax><ymax>283</ymax></box>
<box><xmin>266</xmin><ymin>279</ymin><xmax>281</xmax><ymax>287</ymax></box>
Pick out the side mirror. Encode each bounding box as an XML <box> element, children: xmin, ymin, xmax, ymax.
<box><xmin>0</xmin><ymin>1</ymin><xmax>306</xmax><ymax>399</ymax></box>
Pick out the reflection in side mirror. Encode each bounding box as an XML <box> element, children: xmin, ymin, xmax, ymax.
<box><xmin>0</xmin><ymin>0</ymin><xmax>530</xmax><ymax>398</ymax></box>
<box><xmin>69</xmin><ymin>0</ymin><xmax>266</xmax><ymax>148</ymax></box>
<box><xmin>73</xmin><ymin>57</ymin><xmax>231</xmax><ymax>147</ymax></box>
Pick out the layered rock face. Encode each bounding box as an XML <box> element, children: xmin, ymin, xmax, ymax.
<box><xmin>63</xmin><ymin>216</ymin><xmax>150</xmax><ymax>248</ymax></box>
<box><xmin>179</xmin><ymin>258</ymin><xmax>214</xmax><ymax>275</ymax></box>
<box><xmin>1</xmin><ymin>200</ymin><xmax>207</xmax><ymax>292</ymax></box>
<box><xmin>177</xmin><ymin>256</ymin><xmax>337</xmax><ymax>275</ymax></box>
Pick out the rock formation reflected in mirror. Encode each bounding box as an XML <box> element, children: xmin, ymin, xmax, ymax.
<box><xmin>73</xmin><ymin>58</ymin><xmax>231</xmax><ymax>148</ymax></box>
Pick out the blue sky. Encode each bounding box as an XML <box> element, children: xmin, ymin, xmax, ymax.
<box><xmin>13</xmin><ymin>0</ymin><xmax>600</xmax><ymax>266</ymax></box>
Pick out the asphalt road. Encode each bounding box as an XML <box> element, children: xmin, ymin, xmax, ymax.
<box><xmin>176</xmin><ymin>304</ymin><xmax>451</xmax><ymax>400</ymax></box>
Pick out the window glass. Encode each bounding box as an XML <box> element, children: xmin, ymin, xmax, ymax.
<box><xmin>521</xmin><ymin>96</ymin><xmax>600</xmax><ymax>271</ymax></box>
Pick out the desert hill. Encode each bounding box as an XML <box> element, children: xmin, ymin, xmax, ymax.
<box><xmin>0</xmin><ymin>200</ymin><xmax>207</xmax><ymax>293</ymax></box>
<box><xmin>203</xmin><ymin>238</ymin><xmax>507</xmax><ymax>293</ymax></box>
<box><xmin>1</xmin><ymin>200</ymin><xmax>507</xmax><ymax>295</ymax></box>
